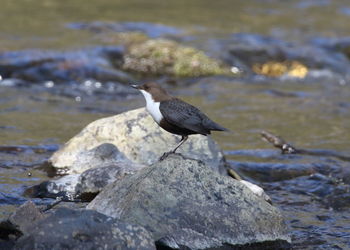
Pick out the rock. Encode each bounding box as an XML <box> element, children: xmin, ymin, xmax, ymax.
<box><xmin>8</xmin><ymin>201</ymin><xmax>46</xmax><ymax>235</ymax></box>
<box><xmin>76</xmin><ymin>163</ymin><xmax>141</xmax><ymax>197</ymax></box>
<box><xmin>223</xmin><ymin>33</ymin><xmax>350</xmax><ymax>78</ymax></box>
<box><xmin>27</xmin><ymin>142</ymin><xmax>145</xmax><ymax>200</ymax></box>
<box><xmin>239</xmin><ymin>180</ymin><xmax>272</xmax><ymax>204</ymax></box>
<box><xmin>62</xmin><ymin>143</ymin><xmax>134</xmax><ymax>174</ymax></box>
<box><xmin>0</xmin><ymin>201</ymin><xmax>44</xmax><ymax>246</ymax></box>
<box><xmin>123</xmin><ymin>39</ymin><xmax>231</xmax><ymax>77</ymax></box>
<box><xmin>27</xmin><ymin>163</ymin><xmax>143</xmax><ymax>201</ymax></box>
<box><xmin>14</xmin><ymin>208</ymin><xmax>155</xmax><ymax>250</ymax></box>
<box><xmin>88</xmin><ymin>154</ymin><xmax>291</xmax><ymax>249</ymax></box>
<box><xmin>25</xmin><ymin>175</ymin><xmax>80</xmax><ymax>201</ymax></box>
<box><xmin>230</xmin><ymin>161</ymin><xmax>317</xmax><ymax>182</ymax></box>
<box><xmin>50</xmin><ymin>107</ymin><xmax>226</xmax><ymax>175</ymax></box>
<box><xmin>0</xmin><ymin>46</ymin><xmax>133</xmax><ymax>84</ymax></box>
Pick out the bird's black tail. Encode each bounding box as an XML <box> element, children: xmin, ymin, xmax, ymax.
<box><xmin>205</xmin><ymin>119</ymin><xmax>230</xmax><ymax>132</ymax></box>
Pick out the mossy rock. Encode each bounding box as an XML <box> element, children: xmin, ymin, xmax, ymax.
<box><xmin>123</xmin><ymin>39</ymin><xmax>231</xmax><ymax>77</ymax></box>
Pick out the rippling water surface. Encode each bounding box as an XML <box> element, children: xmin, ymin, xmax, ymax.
<box><xmin>0</xmin><ymin>0</ymin><xmax>350</xmax><ymax>249</ymax></box>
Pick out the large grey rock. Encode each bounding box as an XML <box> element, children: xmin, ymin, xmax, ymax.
<box><xmin>88</xmin><ymin>154</ymin><xmax>291</xmax><ymax>249</ymax></box>
<box><xmin>14</xmin><ymin>208</ymin><xmax>155</xmax><ymax>250</ymax></box>
<box><xmin>49</xmin><ymin>108</ymin><xmax>226</xmax><ymax>175</ymax></box>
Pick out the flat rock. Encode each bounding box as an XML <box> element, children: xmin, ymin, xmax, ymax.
<box><xmin>14</xmin><ymin>208</ymin><xmax>155</xmax><ymax>250</ymax></box>
<box><xmin>87</xmin><ymin>154</ymin><xmax>291</xmax><ymax>249</ymax></box>
<box><xmin>49</xmin><ymin>107</ymin><xmax>226</xmax><ymax>175</ymax></box>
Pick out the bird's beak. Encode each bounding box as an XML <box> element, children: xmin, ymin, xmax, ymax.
<box><xmin>131</xmin><ymin>84</ymin><xmax>140</xmax><ymax>89</ymax></box>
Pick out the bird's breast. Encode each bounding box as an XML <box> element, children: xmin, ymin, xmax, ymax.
<box><xmin>146</xmin><ymin>101</ymin><xmax>163</xmax><ymax>124</ymax></box>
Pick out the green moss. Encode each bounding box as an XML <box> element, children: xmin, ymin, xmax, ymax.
<box><xmin>123</xmin><ymin>39</ymin><xmax>232</xmax><ymax>77</ymax></box>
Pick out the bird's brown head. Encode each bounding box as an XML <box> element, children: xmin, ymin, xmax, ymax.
<box><xmin>132</xmin><ymin>82</ymin><xmax>172</xmax><ymax>102</ymax></box>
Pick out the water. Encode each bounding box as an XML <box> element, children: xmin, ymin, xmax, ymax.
<box><xmin>1</xmin><ymin>0</ymin><xmax>350</xmax><ymax>50</ymax></box>
<box><xmin>1</xmin><ymin>0</ymin><xmax>350</xmax><ymax>248</ymax></box>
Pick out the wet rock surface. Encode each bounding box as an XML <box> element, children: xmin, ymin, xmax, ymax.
<box><xmin>0</xmin><ymin>47</ymin><xmax>133</xmax><ymax>85</ymax></box>
<box><xmin>88</xmin><ymin>154</ymin><xmax>290</xmax><ymax>249</ymax></box>
<box><xmin>26</xmin><ymin>143</ymin><xmax>145</xmax><ymax>201</ymax></box>
<box><xmin>12</xmin><ymin>207</ymin><xmax>155</xmax><ymax>250</ymax></box>
<box><xmin>227</xmin><ymin>33</ymin><xmax>350</xmax><ymax>75</ymax></box>
<box><xmin>27</xmin><ymin>163</ymin><xmax>143</xmax><ymax>202</ymax></box>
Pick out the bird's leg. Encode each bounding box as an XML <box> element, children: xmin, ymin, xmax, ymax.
<box><xmin>171</xmin><ymin>135</ymin><xmax>188</xmax><ymax>153</ymax></box>
<box><xmin>159</xmin><ymin>135</ymin><xmax>188</xmax><ymax>161</ymax></box>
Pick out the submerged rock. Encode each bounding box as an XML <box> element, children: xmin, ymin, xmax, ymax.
<box><xmin>221</xmin><ymin>33</ymin><xmax>350</xmax><ymax>80</ymax></box>
<box><xmin>230</xmin><ymin>161</ymin><xmax>316</xmax><ymax>182</ymax></box>
<box><xmin>13</xmin><ymin>208</ymin><xmax>155</xmax><ymax>250</ymax></box>
<box><xmin>49</xmin><ymin>107</ymin><xmax>226</xmax><ymax>175</ymax></box>
<box><xmin>0</xmin><ymin>46</ymin><xmax>133</xmax><ymax>84</ymax></box>
<box><xmin>88</xmin><ymin>154</ymin><xmax>291</xmax><ymax>249</ymax></box>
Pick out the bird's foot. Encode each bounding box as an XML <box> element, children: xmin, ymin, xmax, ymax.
<box><xmin>159</xmin><ymin>151</ymin><xmax>175</xmax><ymax>161</ymax></box>
<box><xmin>159</xmin><ymin>152</ymin><xmax>171</xmax><ymax>161</ymax></box>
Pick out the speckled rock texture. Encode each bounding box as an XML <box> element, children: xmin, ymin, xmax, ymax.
<box><xmin>49</xmin><ymin>107</ymin><xmax>226</xmax><ymax>175</ymax></box>
<box><xmin>87</xmin><ymin>154</ymin><xmax>291</xmax><ymax>249</ymax></box>
<box><xmin>76</xmin><ymin>163</ymin><xmax>140</xmax><ymax>196</ymax></box>
<box><xmin>8</xmin><ymin>201</ymin><xmax>46</xmax><ymax>235</ymax></box>
<box><xmin>13</xmin><ymin>208</ymin><xmax>155</xmax><ymax>250</ymax></box>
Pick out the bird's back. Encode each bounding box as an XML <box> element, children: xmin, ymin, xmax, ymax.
<box><xmin>159</xmin><ymin>98</ymin><xmax>228</xmax><ymax>135</ymax></box>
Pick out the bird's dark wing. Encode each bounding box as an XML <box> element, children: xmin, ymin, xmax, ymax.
<box><xmin>160</xmin><ymin>98</ymin><xmax>226</xmax><ymax>135</ymax></box>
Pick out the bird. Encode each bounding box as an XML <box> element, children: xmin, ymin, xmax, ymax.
<box><xmin>132</xmin><ymin>82</ymin><xmax>228</xmax><ymax>159</ymax></box>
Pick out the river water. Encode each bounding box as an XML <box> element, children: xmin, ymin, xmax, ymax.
<box><xmin>0</xmin><ymin>0</ymin><xmax>350</xmax><ymax>249</ymax></box>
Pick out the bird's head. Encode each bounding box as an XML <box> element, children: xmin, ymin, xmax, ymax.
<box><xmin>131</xmin><ymin>82</ymin><xmax>171</xmax><ymax>102</ymax></box>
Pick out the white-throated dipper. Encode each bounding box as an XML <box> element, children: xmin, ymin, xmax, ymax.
<box><xmin>132</xmin><ymin>82</ymin><xmax>228</xmax><ymax>158</ymax></box>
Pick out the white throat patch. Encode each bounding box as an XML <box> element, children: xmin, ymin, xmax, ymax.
<box><xmin>140</xmin><ymin>90</ymin><xmax>163</xmax><ymax>124</ymax></box>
